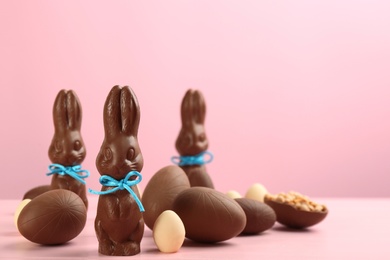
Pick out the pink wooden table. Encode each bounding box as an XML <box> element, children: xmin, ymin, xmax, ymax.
<box><xmin>1</xmin><ymin>197</ymin><xmax>389</xmax><ymax>259</ymax></box>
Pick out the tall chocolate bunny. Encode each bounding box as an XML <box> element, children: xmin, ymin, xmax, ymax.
<box><xmin>173</xmin><ymin>89</ymin><xmax>214</xmax><ymax>188</ymax></box>
<box><xmin>47</xmin><ymin>90</ymin><xmax>89</xmax><ymax>208</ymax></box>
<box><xmin>91</xmin><ymin>86</ymin><xmax>144</xmax><ymax>256</ymax></box>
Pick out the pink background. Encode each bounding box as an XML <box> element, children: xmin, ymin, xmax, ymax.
<box><xmin>1</xmin><ymin>1</ymin><xmax>389</xmax><ymax>199</ymax></box>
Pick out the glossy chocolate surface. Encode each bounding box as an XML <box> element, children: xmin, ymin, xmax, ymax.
<box><xmin>17</xmin><ymin>189</ymin><xmax>87</xmax><ymax>245</ymax></box>
<box><xmin>48</xmin><ymin>89</ymin><xmax>88</xmax><ymax>208</ymax></box>
<box><xmin>264</xmin><ymin>197</ymin><xmax>328</xmax><ymax>229</ymax></box>
<box><xmin>172</xmin><ymin>187</ymin><xmax>246</xmax><ymax>243</ymax></box>
<box><xmin>94</xmin><ymin>86</ymin><xmax>144</xmax><ymax>256</ymax></box>
<box><xmin>142</xmin><ymin>165</ymin><xmax>190</xmax><ymax>230</ymax></box>
<box><xmin>175</xmin><ymin>89</ymin><xmax>214</xmax><ymax>188</ymax></box>
<box><xmin>235</xmin><ymin>198</ymin><xmax>276</xmax><ymax>235</ymax></box>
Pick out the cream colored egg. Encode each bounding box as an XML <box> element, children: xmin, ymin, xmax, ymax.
<box><xmin>226</xmin><ymin>190</ymin><xmax>242</xmax><ymax>199</ymax></box>
<box><xmin>136</xmin><ymin>185</ymin><xmax>143</xmax><ymax>199</ymax></box>
<box><xmin>14</xmin><ymin>199</ymin><xmax>31</xmax><ymax>228</ymax></box>
<box><xmin>245</xmin><ymin>183</ymin><xmax>269</xmax><ymax>202</ymax></box>
<box><xmin>153</xmin><ymin>210</ymin><xmax>185</xmax><ymax>253</ymax></box>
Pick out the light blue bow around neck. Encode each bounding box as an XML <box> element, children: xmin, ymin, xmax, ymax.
<box><xmin>89</xmin><ymin>171</ymin><xmax>144</xmax><ymax>212</ymax></box>
<box><xmin>171</xmin><ymin>151</ymin><xmax>214</xmax><ymax>166</ymax></box>
<box><xmin>46</xmin><ymin>163</ymin><xmax>90</xmax><ymax>185</ymax></box>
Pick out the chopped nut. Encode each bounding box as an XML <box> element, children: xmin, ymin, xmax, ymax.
<box><xmin>268</xmin><ymin>191</ymin><xmax>327</xmax><ymax>213</ymax></box>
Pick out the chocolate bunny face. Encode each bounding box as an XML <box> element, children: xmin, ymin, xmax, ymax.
<box><xmin>96</xmin><ymin>86</ymin><xmax>143</xmax><ymax>180</ymax></box>
<box><xmin>175</xmin><ymin>89</ymin><xmax>209</xmax><ymax>156</ymax></box>
<box><xmin>48</xmin><ymin>90</ymin><xmax>86</xmax><ymax>166</ymax></box>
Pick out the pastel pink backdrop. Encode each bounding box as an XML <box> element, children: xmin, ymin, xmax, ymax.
<box><xmin>1</xmin><ymin>1</ymin><xmax>389</xmax><ymax>199</ymax></box>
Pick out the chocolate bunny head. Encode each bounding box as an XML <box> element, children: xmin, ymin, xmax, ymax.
<box><xmin>175</xmin><ymin>89</ymin><xmax>209</xmax><ymax>156</ymax></box>
<box><xmin>96</xmin><ymin>86</ymin><xmax>143</xmax><ymax>180</ymax></box>
<box><xmin>48</xmin><ymin>90</ymin><xmax>86</xmax><ymax>166</ymax></box>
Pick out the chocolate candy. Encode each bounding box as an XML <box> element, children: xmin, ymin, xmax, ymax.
<box><xmin>14</xmin><ymin>199</ymin><xmax>31</xmax><ymax>227</ymax></box>
<box><xmin>17</xmin><ymin>189</ymin><xmax>87</xmax><ymax>245</ymax></box>
<box><xmin>264</xmin><ymin>192</ymin><xmax>328</xmax><ymax>229</ymax></box>
<box><xmin>174</xmin><ymin>89</ymin><xmax>214</xmax><ymax>188</ymax></box>
<box><xmin>172</xmin><ymin>187</ymin><xmax>246</xmax><ymax>243</ymax></box>
<box><xmin>245</xmin><ymin>183</ymin><xmax>269</xmax><ymax>202</ymax></box>
<box><xmin>226</xmin><ymin>190</ymin><xmax>242</xmax><ymax>199</ymax></box>
<box><xmin>48</xmin><ymin>89</ymin><xmax>88</xmax><ymax>208</ymax></box>
<box><xmin>22</xmin><ymin>90</ymin><xmax>89</xmax><ymax>208</ymax></box>
<box><xmin>94</xmin><ymin>86</ymin><xmax>144</xmax><ymax>256</ymax></box>
<box><xmin>234</xmin><ymin>198</ymin><xmax>276</xmax><ymax>235</ymax></box>
<box><xmin>142</xmin><ymin>165</ymin><xmax>190</xmax><ymax>230</ymax></box>
<box><xmin>153</xmin><ymin>210</ymin><xmax>185</xmax><ymax>253</ymax></box>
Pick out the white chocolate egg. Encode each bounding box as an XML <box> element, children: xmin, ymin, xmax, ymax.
<box><xmin>14</xmin><ymin>199</ymin><xmax>31</xmax><ymax>228</ymax></box>
<box><xmin>153</xmin><ymin>210</ymin><xmax>185</xmax><ymax>253</ymax></box>
<box><xmin>226</xmin><ymin>190</ymin><xmax>242</xmax><ymax>199</ymax></box>
<box><xmin>136</xmin><ymin>185</ymin><xmax>143</xmax><ymax>199</ymax></box>
<box><xmin>245</xmin><ymin>183</ymin><xmax>269</xmax><ymax>202</ymax></box>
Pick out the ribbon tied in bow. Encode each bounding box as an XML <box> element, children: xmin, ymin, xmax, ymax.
<box><xmin>88</xmin><ymin>171</ymin><xmax>144</xmax><ymax>212</ymax></box>
<box><xmin>46</xmin><ymin>163</ymin><xmax>90</xmax><ymax>185</ymax></box>
<box><xmin>171</xmin><ymin>151</ymin><xmax>214</xmax><ymax>166</ymax></box>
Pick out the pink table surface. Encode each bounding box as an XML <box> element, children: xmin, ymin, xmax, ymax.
<box><xmin>1</xmin><ymin>197</ymin><xmax>389</xmax><ymax>259</ymax></box>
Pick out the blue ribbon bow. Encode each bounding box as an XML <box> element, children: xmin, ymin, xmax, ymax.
<box><xmin>46</xmin><ymin>163</ymin><xmax>90</xmax><ymax>185</ymax></box>
<box><xmin>171</xmin><ymin>151</ymin><xmax>214</xmax><ymax>166</ymax></box>
<box><xmin>88</xmin><ymin>171</ymin><xmax>144</xmax><ymax>212</ymax></box>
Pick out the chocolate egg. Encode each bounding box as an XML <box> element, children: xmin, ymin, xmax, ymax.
<box><xmin>234</xmin><ymin>198</ymin><xmax>276</xmax><ymax>235</ymax></box>
<box><xmin>23</xmin><ymin>185</ymin><xmax>51</xmax><ymax>200</ymax></box>
<box><xmin>17</xmin><ymin>189</ymin><xmax>87</xmax><ymax>245</ymax></box>
<box><xmin>226</xmin><ymin>190</ymin><xmax>242</xmax><ymax>199</ymax></box>
<box><xmin>172</xmin><ymin>187</ymin><xmax>246</xmax><ymax>243</ymax></box>
<box><xmin>14</xmin><ymin>199</ymin><xmax>31</xmax><ymax>227</ymax></box>
<box><xmin>264</xmin><ymin>193</ymin><xmax>328</xmax><ymax>229</ymax></box>
<box><xmin>264</xmin><ymin>198</ymin><xmax>327</xmax><ymax>228</ymax></box>
<box><xmin>245</xmin><ymin>183</ymin><xmax>269</xmax><ymax>202</ymax></box>
<box><xmin>142</xmin><ymin>165</ymin><xmax>190</xmax><ymax>230</ymax></box>
<box><xmin>153</xmin><ymin>210</ymin><xmax>185</xmax><ymax>253</ymax></box>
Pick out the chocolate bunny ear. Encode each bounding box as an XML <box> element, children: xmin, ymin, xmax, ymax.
<box><xmin>53</xmin><ymin>90</ymin><xmax>82</xmax><ymax>131</ymax></box>
<box><xmin>181</xmin><ymin>89</ymin><xmax>206</xmax><ymax>126</ymax></box>
<box><xmin>103</xmin><ymin>85</ymin><xmax>140</xmax><ymax>138</ymax></box>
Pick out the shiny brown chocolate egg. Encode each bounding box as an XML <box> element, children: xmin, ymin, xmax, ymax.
<box><xmin>17</xmin><ymin>189</ymin><xmax>87</xmax><ymax>245</ymax></box>
<box><xmin>234</xmin><ymin>198</ymin><xmax>276</xmax><ymax>235</ymax></box>
<box><xmin>142</xmin><ymin>165</ymin><xmax>191</xmax><ymax>230</ymax></box>
<box><xmin>172</xmin><ymin>187</ymin><xmax>246</xmax><ymax>243</ymax></box>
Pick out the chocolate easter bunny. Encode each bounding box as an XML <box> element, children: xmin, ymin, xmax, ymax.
<box><xmin>174</xmin><ymin>89</ymin><xmax>214</xmax><ymax>188</ymax></box>
<box><xmin>47</xmin><ymin>90</ymin><xmax>89</xmax><ymax>208</ymax></box>
<box><xmin>93</xmin><ymin>86</ymin><xmax>144</xmax><ymax>256</ymax></box>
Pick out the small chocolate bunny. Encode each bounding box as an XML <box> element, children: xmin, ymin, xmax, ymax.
<box><xmin>47</xmin><ymin>90</ymin><xmax>89</xmax><ymax>208</ymax></box>
<box><xmin>93</xmin><ymin>86</ymin><xmax>144</xmax><ymax>256</ymax></box>
<box><xmin>174</xmin><ymin>89</ymin><xmax>214</xmax><ymax>188</ymax></box>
